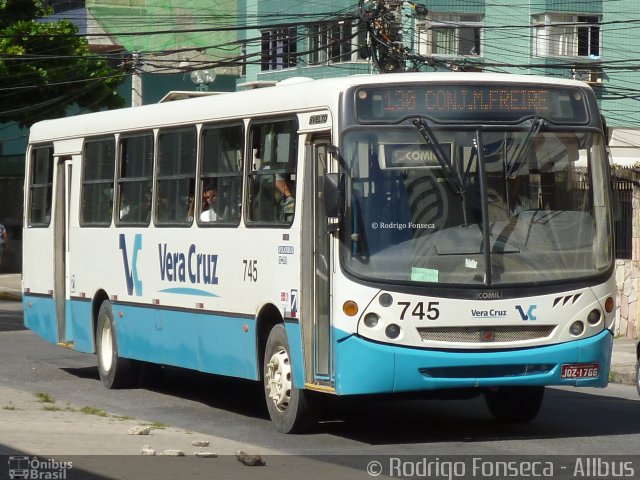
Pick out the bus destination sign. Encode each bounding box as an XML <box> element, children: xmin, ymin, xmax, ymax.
<box><xmin>355</xmin><ymin>84</ymin><xmax>589</xmax><ymax>124</ymax></box>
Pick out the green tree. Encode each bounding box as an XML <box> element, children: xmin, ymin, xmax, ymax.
<box><xmin>0</xmin><ymin>0</ymin><xmax>125</xmax><ymax>127</ymax></box>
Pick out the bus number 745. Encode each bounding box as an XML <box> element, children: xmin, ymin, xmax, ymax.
<box><xmin>398</xmin><ymin>301</ymin><xmax>440</xmax><ymax>321</ymax></box>
<box><xmin>243</xmin><ymin>259</ymin><xmax>258</xmax><ymax>282</ymax></box>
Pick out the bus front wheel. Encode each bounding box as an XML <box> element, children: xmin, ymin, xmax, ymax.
<box><xmin>484</xmin><ymin>386</ymin><xmax>545</xmax><ymax>423</ymax></box>
<box><xmin>263</xmin><ymin>324</ymin><xmax>317</xmax><ymax>433</ymax></box>
<box><xmin>96</xmin><ymin>301</ymin><xmax>137</xmax><ymax>389</ymax></box>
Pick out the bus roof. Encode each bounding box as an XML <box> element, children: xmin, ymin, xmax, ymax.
<box><xmin>28</xmin><ymin>72</ymin><xmax>591</xmax><ymax>145</ymax></box>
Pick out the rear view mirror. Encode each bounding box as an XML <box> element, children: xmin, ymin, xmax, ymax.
<box><xmin>324</xmin><ymin>172</ymin><xmax>345</xmax><ymax>219</ymax></box>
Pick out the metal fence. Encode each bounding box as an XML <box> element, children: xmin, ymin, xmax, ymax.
<box><xmin>612</xmin><ymin>179</ymin><xmax>633</xmax><ymax>260</ymax></box>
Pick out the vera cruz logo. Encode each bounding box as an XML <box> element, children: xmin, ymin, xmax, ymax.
<box><xmin>516</xmin><ymin>304</ymin><xmax>537</xmax><ymax>321</ymax></box>
<box><xmin>119</xmin><ymin>233</ymin><xmax>143</xmax><ymax>296</ymax></box>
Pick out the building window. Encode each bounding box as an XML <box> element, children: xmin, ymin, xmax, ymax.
<box><xmin>533</xmin><ymin>14</ymin><xmax>601</xmax><ymax>58</ymax></box>
<box><xmin>308</xmin><ymin>20</ymin><xmax>359</xmax><ymax>64</ymax></box>
<box><xmin>81</xmin><ymin>138</ymin><xmax>115</xmax><ymax>226</ymax></box>
<box><xmin>261</xmin><ymin>28</ymin><xmax>297</xmax><ymax>71</ymax></box>
<box><xmin>155</xmin><ymin>128</ymin><xmax>197</xmax><ymax>226</ymax></box>
<box><xmin>417</xmin><ymin>13</ymin><xmax>483</xmax><ymax>57</ymax></box>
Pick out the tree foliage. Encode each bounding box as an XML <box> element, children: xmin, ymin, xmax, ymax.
<box><xmin>0</xmin><ymin>0</ymin><xmax>125</xmax><ymax>127</ymax></box>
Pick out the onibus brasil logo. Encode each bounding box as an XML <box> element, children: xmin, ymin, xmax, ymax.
<box><xmin>8</xmin><ymin>456</ymin><xmax>72</xmax><ymax>479</ymax></box>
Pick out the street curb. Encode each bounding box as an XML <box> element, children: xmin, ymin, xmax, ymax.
<box><xmin>0</xmin><ymin>291</ymin><xmax>21</xmax><ymax>302</ymax></box>
<box><xmin>610</xmin><ymin>370</ymin><xmax>636</xmax><ymax>387</ymax></box>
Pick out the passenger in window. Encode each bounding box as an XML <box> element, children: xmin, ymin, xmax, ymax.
<box><xmin>201</xmin><ymin>183</ymin><xmax>222</xmax><ymax>222</ymax></box>
<box><xmin>121</xmin><ymin>189</ymin><xmax>152</xmax><ymax>223</ymax></box>
<box><xmin>276</xmin><ymin>177</ymin><xmax>295</xmax><ymax>222</ymax></box>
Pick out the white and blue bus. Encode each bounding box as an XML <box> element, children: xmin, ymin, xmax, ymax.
<box><xmin>23</xmin><ymin>73</ymin><xmax>615</xmax><ymax>432</ymax></box>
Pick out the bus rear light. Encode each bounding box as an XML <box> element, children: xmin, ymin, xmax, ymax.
<box><xmin>587</xmin><ymin>309</ymin><xmax>601</xmax><ymax>325</ymax></box>
<box><xmin>343</xmin><ymin>301</ymin><xmax>358</xmax><ymax>317</ymax></box>
<box><xmin>604</xmin><ymin>296</ymin><xmax>614</xmax><ymax>313</ymax></box>
<box><xmin>385</xmin><ymin>324</ymin><xmax>401</xmax><ymax>339</ymax></box>
<box><xmin>569</xmin><ymin>321</ymin><xmax>585</xmax><ymax>336</ymax></box>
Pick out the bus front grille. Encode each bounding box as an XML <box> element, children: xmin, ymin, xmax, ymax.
<box><xmin>416</xmin><ymin>325</ymin><xmax>556</xmax><ymax>344</ymax></box>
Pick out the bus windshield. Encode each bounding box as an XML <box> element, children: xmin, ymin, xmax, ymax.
<box><xmin>341</xmin><ymin>122</ymin><xmax>611</xmax><ymax>286</ymax></box>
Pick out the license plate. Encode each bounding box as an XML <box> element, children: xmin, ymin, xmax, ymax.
<box><xmin>561</xmin><ymin>363</ymin><xmax>600</xmax><ymax>379</ymax></box>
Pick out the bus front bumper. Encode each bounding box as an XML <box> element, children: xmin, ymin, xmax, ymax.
<box><xmin>334</xmin><ymin>329</ymin><xmax>613</xmax><ymax>395</ymax></box>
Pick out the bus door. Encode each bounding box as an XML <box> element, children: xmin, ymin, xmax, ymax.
<box><xmin>302</xmin><ymin>137</ymin><xmax>333</xmax><ymax>387</ymax></box>
<box><xmin>53</xmin><ymin>155</ymin><xmax>72</xmax><ymax>345</ymax></box>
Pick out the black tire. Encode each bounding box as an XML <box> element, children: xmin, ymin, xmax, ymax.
<box><xmin>635</xmin><ymin>358</ymin><xmax>640</xmax><ymax>397</ymax></box>
<box><xmin>96</xmin><ymin>300</ymin><xmax>138</xmax><ymax>389</ymax></box>
<box><xmin>263</xmin><ymin>324</ymin><xmax>318</xmax><ymax>433</ymax></box>
<box><xmin>484</xmin><ymin>386</ymin><xmax>545</xmax><ymax>423</ymax></box>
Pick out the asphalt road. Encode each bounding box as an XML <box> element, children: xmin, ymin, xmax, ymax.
<box><xmin>1</xmin><ymin>300</ymin><xmax>640</xmax><ymax>458</ymax></box>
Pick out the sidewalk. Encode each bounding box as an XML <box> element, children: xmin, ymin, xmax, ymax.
<box><xmin>0</xmin><ymin>273</ymin><xmax>20</xmax><ymax>302</ymax></box>
<box><xmin>0</xmin><ymin>273</ymin><xmax>637</xmax><ymax>387</ymax></box>
<box><xmin>0</xmin><ymin>384</ymin><xmax>279</xmax><ymax>457</ymax></box>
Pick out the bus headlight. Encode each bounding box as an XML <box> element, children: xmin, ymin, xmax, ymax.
<box><xmin>378</xmin><ymin>293</ymin><xmax>393</xmax><ymax>307</ymax></box>
<box><xmin>363</xmin><ymin>313</ymin><xmax>380</xmax><ymax>328</ymax></box>
<box><xmin>587</xmin><ymin>309</ymin><xmax>602</xmax><ymax>325</ymax></box>
<box><xmin>570</xmin><ymin>321</ymin><xmax>585</xmax><ymax>336</ymax></box>
<box><xmin>385</xmin><ymin>324</ymin><xmax>401</xmax><ymax>339</ymax></box>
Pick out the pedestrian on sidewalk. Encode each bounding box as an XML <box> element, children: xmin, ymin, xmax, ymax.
<box><xmin>0</xmin><ymin>222</ymin><xmax>8</xmax><ymax>272</ymax></box>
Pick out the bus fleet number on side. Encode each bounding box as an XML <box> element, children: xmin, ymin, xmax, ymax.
<box><xmin>243</xmin><ymin>259</ymin><xmax>258</xmax><ymax>282</ymax></box>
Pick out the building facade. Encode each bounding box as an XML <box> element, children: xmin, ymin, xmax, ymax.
<box><xmin>4</xmin><ymin>0</ymin><xmax>640</xmax><ymax>274</ymax></box>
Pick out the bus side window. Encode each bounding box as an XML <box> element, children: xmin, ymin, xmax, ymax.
<box><xmin>199</xmin><ymin>124</ymin><xmax>244</xmax><ymax>226</ymax></box>
<box><xmin>247</xmin><ymin>119</ymin><xmax>298</xmax><ymax>225</ymax></box>
<box><xmin>81</xmin><ymin>137</ymin><xmax>116</xmax><ymax>227</ymax></box>
<box><xmin>156</xmin><ymin>127</ymin><xmax>197</xmax><ymax>226</ymax></box>
<box><xmin>28</xmin><ymin>146</ymin><xmax>54</xmax><ymax>227</ymax></box>
<box><xmin>117</xmin><ymin>133</ymin><xmax>154</xmax><ymax>226</ymax></box>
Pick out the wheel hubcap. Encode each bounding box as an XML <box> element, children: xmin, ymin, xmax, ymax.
<box><xmin>266</xmin><ymin>346</ymin><xmax>291</xmax><ymax>412</ymax></box>
<box><xmin>99</xmin><ymin>321</ymin><xmax>113</xmax><ymax>372</ymax></box>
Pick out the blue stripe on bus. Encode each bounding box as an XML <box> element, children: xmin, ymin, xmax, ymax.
<box><xmin>113</xmin><ymin>303</ymin><xmax>259</xmax><ymax>381</ymax></box>
<box><xmin>157</xmin><ymin>287</ymin><xmax>219</xmax><ymax>297</ymax></box>
<box><xmin>68</xmin><ymin>299</ymin><xmax>94</xmax><ymax>353</ymax></box>
<box><xmin>334</xmin><ymin>329</ymin><xmax>613</xmax><ymax>394</ymax></box>
<box><xmin>23</xmin><ymin>295</ymin><xmax>57</xmax><ymax>345</ymax></box>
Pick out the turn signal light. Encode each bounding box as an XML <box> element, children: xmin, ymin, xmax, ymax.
<box><xmin>343</xmin><ymin>301</ymin><xmax>359</xmax><ymax>317</ymax></box>
<box><xmin>604</xmin><ymin>296</ymin><xmax>614</xmax><ymax>313</ymax></box>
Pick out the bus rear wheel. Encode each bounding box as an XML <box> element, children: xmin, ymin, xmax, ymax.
<box><xmin>96</xmin><ymin>300</ymin><xmax>137</xmax><ymax>389</ymax></box>
<box><xmin>484</xmin><ymin>386</ymin><xmax>545</xmax><ymax>423</ymax></box>
<box><xmin>263</xmin><ymin>324</ymin><xmax>317</xmax><ymax>433</ymax></box>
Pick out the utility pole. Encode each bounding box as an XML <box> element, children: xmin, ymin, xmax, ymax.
<box><xmin>361</xmin><ymin>0</ymin><xmax>428</xmax><ymax>73</ymax></box>
<box><xmin>131</xmin><ymin>52</ymin><xmax>143</xmax><ymax>107</ymax></box>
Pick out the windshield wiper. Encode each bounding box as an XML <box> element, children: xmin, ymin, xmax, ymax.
<box><xmin>507</xmin><ymin>117</ymin><xmax>546</xmax><ymax>179</ymax></box>
<box><xmin>413</xmin><ymin>117</ymin><xmax>478</xmax><ymax>226</ymax></box>
<box><xmin>412</xmin><ymin>117</ymin><xmax>465</xmax><ymax>196</ymax></box>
